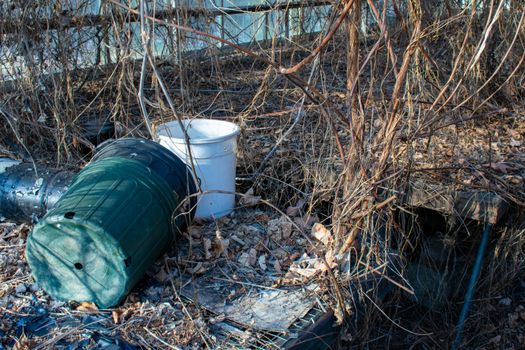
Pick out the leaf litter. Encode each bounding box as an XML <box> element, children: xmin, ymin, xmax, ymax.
<box><xmin>0</xmin><ymin>207</ymin><xmax>337</xmax><ymax>348</ymax></box>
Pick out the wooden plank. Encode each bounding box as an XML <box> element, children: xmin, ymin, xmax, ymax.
<box><xmin>405</xmin><ymin>180</ymin><xmax>508</xmax><ymax>224</ymax></box>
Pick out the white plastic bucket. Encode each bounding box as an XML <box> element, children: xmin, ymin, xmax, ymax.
<box><xmin>156</xmin><ymin>119</ymin><xmax>240</xmax><ymax>219</ymax></box>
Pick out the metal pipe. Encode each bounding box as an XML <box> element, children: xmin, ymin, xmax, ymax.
<box><xmin>0</xmin><ymin>160</ymin><xmax>74</xmax><ymax>223</ymax></box>
<box><xmin>452</xmin><ymin>223</ymin><xmax>493</xmax><ymax>350</ymax></box>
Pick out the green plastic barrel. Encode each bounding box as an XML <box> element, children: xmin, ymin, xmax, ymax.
<box><xmin>26</xmin><ymin>156</ymin><xmax>181</xmax><ymax>308</ymax></box>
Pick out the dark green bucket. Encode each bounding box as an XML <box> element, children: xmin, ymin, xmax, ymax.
<box><xmin>26</xmin><ymin>153</ymin><xmax>187</xmax><ymax>308</ymax></box>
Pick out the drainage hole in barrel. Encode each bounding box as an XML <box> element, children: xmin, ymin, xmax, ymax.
<box><xmin>74</xmin><ymin>263</ymin><xmax>83</xmax><ymax>270</ymax></box>
<box><xmin>64</xmin><ymin>212</ymin><xmax>75</xmax><ymax>219</ymax></box>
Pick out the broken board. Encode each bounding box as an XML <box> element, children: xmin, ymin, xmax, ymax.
<box><xmin>180</xmin><ymin>270</ymin><xmax>318</xmax><ymax>333</ymax></box>
<box><xmin>405</xmin><ymin>180</ymin><xmax>508</xmax><ymax>224</ymax></box>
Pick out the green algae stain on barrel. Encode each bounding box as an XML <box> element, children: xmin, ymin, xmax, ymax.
<box><xmin>26</xmin><ymin>157</ymin><xmax>180</xmax><ymax>308</ymax></box>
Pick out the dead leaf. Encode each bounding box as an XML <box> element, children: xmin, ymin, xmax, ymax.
<box><xmin>485</xmin><ymin>162</ymin><xmax>516</xmax><ymax>174</ymax></box>
<box><xmin>287</xmin><ymin>266</ymin><xmax>319</xmax><ymax>278</ymax></box>
<box><xmin>154</xmin><ymin>268</ymin><xmax>169</xmax><ymax>282</ymax></box>
<box><xmin>334</xmin><ymin>305</ymin><xmax>345</xmax><ymax>325</ymax></box>
<box><xmin>280</xmin><ymin>216</ymin><xmax>293</xmax><ymax>239</ymax></box>
<box><xmin>248</xmin><ymin>248</ymin><xmax>257</xmax><ymax>266</ymax></box>
<box><xmin>203</xmin><ymin>238</ymin><xmax>212</xmax><ymax>260</ymax></box>
<box><xmin>294</xmin><ymin>214</ymin><xmax>319</xmax><ymax>229</ymax></box>
<box><xmin>286</xmin><ymin>199</ymin><xmax>306</xmax><ymax>217</ymax></box>
<box><xmin>488</xmin><ymin>335</ymin><xmax>501</xmax><ymax>345</ymax></box>
<box><xmin>510</xmin><ymin>139</ymin><xmax>521</xmax><ymax>147</ymax></box>
<box><xmin>254</xmin><ymin>213</ymin><xmax>270</xmax><ymax>222</ymax></box>
<box><xmin>188</xmin><ymin>226</ymin><xmax>202</xmax><ymax>239</ymax></box>
<box><xmin>238</xmin><ymin>252</ymin><xmax>251</xmax><ymax>267</ymax></box>
<box><xmin>240</xmin><ymin>187</ymin><xmax>261</xmax><ymax>206</ymax></box>
<box><xmin>12</xmin><ymin>224</ymin><xmax>30</xmax><ymax>240</ymax></box>
<box><xmin>188</xmin><ymin>262</ymin><xmax>205</xmax><ymax>274</ymax></box>
<box><xmin>283</xmin><ymin>252</ymin><xmax>337</xmax><ymax>284</ymax></box>
<box><xmin>273</xmin><ymin>248</ymin><xmax>288</xmax><ymax>259</ymax></box>
<box><xmin>508</xmin><ymin>128</ymin><xmax>521</xmax><ymax>139</ymax></box>
<box><xmin>311</xmin><ymin>223</ymin><xmax>333</xmax><ymax>247</ymax></box>
<box><xmin>112</xmin><ymin>309</ymin><xmax>123</xmax><ymax>324</ymax></box>
<box><xmin>214</xmin><ymin>229</ymin><xmax>229</xmax><ymax>257</ymax></box>
<box><xmin>258</xmin><ymin>255</ymin><xmax>267</xmax><ymax>271</ymax></box>
<box><xmin>12</xmin><ymin>333</ymin><xmax>32</xmax><ymax>350</ymax></box>
<box><xmin>509</xmin><ymin>176</ymin><xmax>523</xmax><ymax>185</ymax></box>
<box><xmin>273</xmin><ymin>259</ymin><xmax>282</xmax><ymax>272</ymax></box>
<box><xmin>76</xmin><ymin>301</ymin><xmax>98</xmax><ymax>313</ymax></box>
<box><xmin>288</xmin><ymin>252</ymin><xmax>301</xmax><ymax>261</ymax></box>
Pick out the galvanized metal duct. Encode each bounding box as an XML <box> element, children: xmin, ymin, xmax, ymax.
<box><xmin>0</xmin><ymin>159</ymin><xmax>74</xmax><ymax>223</ymax></box>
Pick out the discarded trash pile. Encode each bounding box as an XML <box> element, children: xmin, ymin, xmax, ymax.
<box><xmin>0</xmin><ymin>207</ymin><xmax>360</xmax><ymax>349</ymax></box>
<box><xmin>2</xmin><ymin>132</ymin><xmax>380</xmax><ymax>348</ymax></box>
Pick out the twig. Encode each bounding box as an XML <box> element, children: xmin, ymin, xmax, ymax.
<box><xmin>144</xmin><ymin>327</ymin><xmax>183</xmax><ymax>350</ymax></box>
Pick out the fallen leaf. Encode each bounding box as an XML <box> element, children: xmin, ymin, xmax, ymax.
<box><xmin>12</xmin><ymin>224</ymin><xmax>30</xmax><ymax>240</ymax></box>
<box><xmin>508</xmin><ymin>129</ymin><xmax>521</xmax><ymax>139</ymax></box>
<box><xmin>112</xmin><ymin>309</ymin><xmax>123</xmax><ymax>324</ymax></box>
<box><xmin>294</xmin><ymin>214</ymin><xmax>319</xmax><ymax>229</ymax></box>
<box><xmin>334</xmin><ymin>306</ymin><xmax>344</xmax><ymax>325</ymax></box>
<box><xmin>286</xmin><ymin>199</ymin><xmax>306</xmax><ymax>217</ymax></box>
<box><xmin>488</xmin><ymin>335</ymin><xmax>501</xmax><ymax>345</ymax></box>
<box><xmin>273</xmin><ymin>259</ymin><xmax>282</xmax><ymax>272</ymax></box>
<box><xmin>12</xmin><ymin>333</ymin><xmax>32</xmax><ymax>350</ymax></box>
<box><xmin>188</xmin><ymin>226</ymin><xmax>202</xmax><ymax>239</ymax></box>
<box><xmin>203</xmin><ymin>238</ymin><xmax>212</xmax><ymax>260</ymax></box>
<box><xmin>154</xmin><ymin>268</ymin><xmax>169</xmax><ymax>282</ymax></box>
<box><xmin>510</xmin><ymin>139</ymin><xmax>521</xmax><ymax>147</ymax></box>
<box><xmin>258</xmin><ymin>255</ymin><xmax>267</xmax><ymax>271</ymax></box>
<box><xmin>280</xmin><ymin>216</ymin><xmax>293</xmax><ymax>239</ymax></box>
<box><xmin>187</xmin><ymin>262</ymin><xmax>205</xmax><ymax>274</ymax></box>
<box><xmin>76</xmin><ymin>301</ymin><xmax>98</xmax><ymax>312</ymax></box>
<box><xmin>240</xmin><ymin>187</ymin><xmax>261</xmax><ymax>206</ymax></box>
<box><xmin>311</xmin><ymin>223</ymin><xmax>333</xmax><ymax>247</ymax></box>
<box><xmin>287</xmin><ymin>266</ymin><xmax>319</xmax><ymax>278</ymax></box>
<box><xmin>214</xmin><ymin>229</ymin><xmax>229</xmax><ymax>257</ymax></box>
<box><xmin>238</xmin><ymin>252</ymin><xmax>251</xmax><ymax>267</ymax></box>
<box><xmin>254</xmin><ymin>213</ymin><xmax>270</xmax><ymax>222</ymax></box>
<box><xmin>288</xmin><ymin>252</ymin><xmax>302</xmax><ymax>261</ymax></box>
<box><xmin>248</xmin><ymin>248</ymin><xmax>257</xmax><ymax>266</ymax></box>
<box><xmin>485</xmin><ymin>162</ymin><xmax>516</xmax><ymax>174</ymax></box>
<box><xmin>509</xmin><ymin>176</ymin><xmax>523</xmax><ymax>185</ymax></box>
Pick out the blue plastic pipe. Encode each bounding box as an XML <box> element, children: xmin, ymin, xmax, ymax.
<box><xmin>452</xmin><ymin>223</ymin><xmax>493</xmax><ymax>350</ymax></box>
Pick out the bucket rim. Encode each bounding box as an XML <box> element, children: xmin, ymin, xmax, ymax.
<box><xmin>156</xmin><ymin>119</ymin><xmax>240</xmax><ymax>145</ymax></box>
